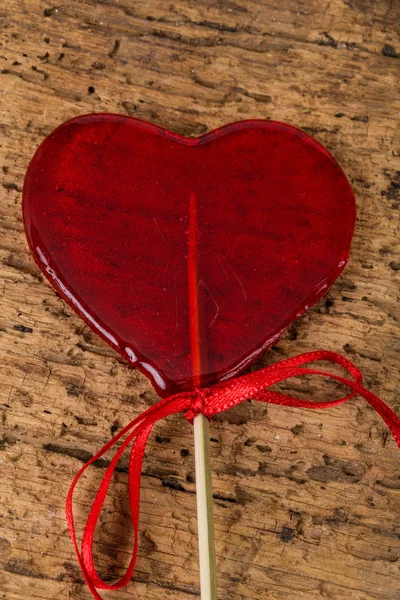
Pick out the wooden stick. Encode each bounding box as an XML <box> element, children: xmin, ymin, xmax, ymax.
<box><xmin>193</xmin><ymin>413</ymin><xmax>217</xmax><ymax>600</ymax></box>
<box><xmin>188</xmin><ymin>190</ymin><xmax>218</xmax><ymax>598</ymax></box>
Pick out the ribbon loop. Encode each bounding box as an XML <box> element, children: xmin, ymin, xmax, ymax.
<box><xmin>66</xmin><ymin>350</ymin><xmax>400</xmax><ymax>599</ymax></box>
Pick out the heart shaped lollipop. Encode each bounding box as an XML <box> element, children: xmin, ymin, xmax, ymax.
<box><xmin>23</xmin><ymin>115</ymin><xmax>355</xmax><ymax>396</ymax></box>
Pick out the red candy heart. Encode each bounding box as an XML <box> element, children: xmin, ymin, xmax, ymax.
<box><xmin>23</xmin><ymin>115</ymin><xmax>355</xmax><ymax>396</ymax></box>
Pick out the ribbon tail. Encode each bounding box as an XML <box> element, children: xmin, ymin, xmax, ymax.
<box><xmin>66</xmin><ymin>394</ymin><xmax>191</xmax><ymax>598</ymax></box>
<box><xmin>81</xmin><ymin>426</ymin><xmax>153</xmax><ymax>590</ymax></box>
<box><xmin>336</xmin><ymin>378</ymin><xmax>400</xmax><ymax>448</ymax></box>
<box><xmin>65</xmin><ymin>422</ymin><xmax>154</xmax><ymax>596</ymax></box>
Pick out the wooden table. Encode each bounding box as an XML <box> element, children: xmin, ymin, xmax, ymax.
<box><xmin>0</xmin><ymin>1</ymin><xmax>399</xmax><ymax>598</ymax></box>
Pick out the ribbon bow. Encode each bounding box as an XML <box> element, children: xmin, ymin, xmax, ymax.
<box><xmin>66</xmin><ymin>350</ymin><xmax>400</xmax><ymax>599</ymax></box>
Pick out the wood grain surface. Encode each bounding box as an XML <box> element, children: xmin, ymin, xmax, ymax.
<box><xmin>0</xmin><ymin>1</ymin><xmax>399</xmax><ymax>599</ymax></box>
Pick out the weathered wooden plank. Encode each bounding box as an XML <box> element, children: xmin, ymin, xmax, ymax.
<box><xmin>0</xmin><ymin>0</ymin><xmax>399</xmax><ymax>598</ymax></box>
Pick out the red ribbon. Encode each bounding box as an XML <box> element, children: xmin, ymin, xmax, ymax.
<box><xmin>66</xmin><ymin>350</ymin><xmax>400</xmax><ymax>598</ymax></box>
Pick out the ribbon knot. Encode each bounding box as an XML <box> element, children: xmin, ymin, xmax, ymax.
<box><xmin>65</xmin><ymin>350</ymin><xmax>400</xmax><ymax>600</ymax></box>
<box><xmin>185</xmin><ymin>387</ymin><xmax>211</xmax><ymax>423</ymax></box>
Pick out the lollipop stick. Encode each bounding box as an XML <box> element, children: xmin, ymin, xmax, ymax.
<box><xmin>194</xmin><ymin>413</ymin><xmax>217</xmax><ymax>599</ymax></box>
<box><xmin>188</xmin><ymin>191</ymin><xmax>218</xmax><ymax>598</ymax></box>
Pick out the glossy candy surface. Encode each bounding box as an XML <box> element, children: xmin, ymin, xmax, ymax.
<box><xmin>23</xmin><ymin>115</ymin><xmax>355</xmax><ymax>396</ymax></box>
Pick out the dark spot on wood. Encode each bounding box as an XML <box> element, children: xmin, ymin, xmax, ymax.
<box><xmin>334</xmin><ymin>112</ymin><xmax>345</xmax><ymax>118</ymax></box>
<box><xmin>65</xmin><ymin>382</ymin><xmax>83</xmax><ymax>396</ymax></box>
<box><xmin>318</xmin><ymin>31</ymin><xmax>338</xmax><ymax>48</ymax></box>
<box><xmin>302</xmin><ymin>126</ymin><xmax>339</xmax><ymax>135</ymax></box>
<box><xmin>343</xmin><ymin>343</ymin><xmax>355</xmax><ymax>354</ymax></box>
<box><xmin>286</xmin><ymin>323</ymin><xmax>298</xmax><ymax>340</ymax></box>
<box><xmin>210</xmin><ymin>437</ymin><xmax>219</xmax><ymax>443</ymax></box>
<box><xmin>15</xmin><ymin>390</ymin><xmax>33</xmax><ymax>407</ymax></box>
<box><xmin>197</xmin><ymin>20</ymin><xmax>239</xmax><ymax>33</ymax></box>
<box><xmin>244</xmin><ymin>437</ymin><xmax>256</xmax><ymax>446</ymax></box>
<box><xmin>376</xmin><ymin>477</ymin><xmax>400</xmax><ymax>490</ymax></box>
<box><xmin>108</xmin><ymin>39</ymin><xmax>120</xmax><ymax>58</ymax></box>
<box><xmin>244</xmin><ymin>91</ymin><xmax>272</xmax><ymax>103</ymax></box>
<box><xmin>380</xmin><ymin>429</ymin><xmax>389</xmax><ymax>448</ymax></box>
<box><xmin>44</xmin><ymin>36</ymin><xmax>50</xmax><ymax>43</ymax></box>
<box><xmin>31</xmin><ymin>65</ymin><xmax>48</xmax><ymax>80</ymax></box>
<box><xmin>4</xmin><ymin>253</ymin><xmax>42</xmax><ymax>280</ymax></box>
<box><xmin>213</xmin><ymin>492</ymin><xmax>236</xmax><ymax>503</ymax></box>
<box><xmin>119</xmin><ymin>393</ymin><xmax>138</xmax><ymax>406</ymax></box>
<box><xmin>344</xmin><ymin>0</ymin><xmax>374</xmax><ymax>12</ymax></box>
<box><xmin>38</xmin><ymin>52</ymin><xmax>49</xmax><ymax>61</ymax></box>
<box><xmin>43</xmin><ymin>7</ymin><xmax>58</xmax><ymax>17</ymax></box>
<box><xmin>139</xmin><ymin>390</ymin><xmax>158</xmax><ymax>406</ymax></box>
<box><xmin>142</xmin><ymin>575</ymin><xmax>200</xmax><ymax>596</ymax></box>
<box><xmin>291</xmin><ymin>424</ymin><xmax>304</xmax><ymax>436</ymax></box>
<box><xmin>350</xmin><ymin>115</ymin><xmax>369</xmax><ymax>122</ymax></box>
<box><xmin>43</xmin><ymin>409</ymin><xmax>52</xmax><ymax>414</ymax></box>
<box><xmin>3</xmin><ymin>182</ymin><xmax>20</xmax><ymax>191</ymax></box>
<box><xmin>213</xmin><ymin>402</ymin><xmax>252</xmax><ymax>425</ymax></box>
<box><xmin>235</xmin><ymin>484</ymin><xmax>255</xmax><ymax>505</ymax></box>
<box><xmin>62</xmin><ymin>561</ymin><xmax>85</xmax><ymax>584</ymax></box>
<box><xmin>309</xmin><ymin>455</ymin><xmax>365</xmax><ymax>483</ymax></box>
<box><xmin>382</xmin><ymin>44</ymin><xmax>398</xmax><ymax>58</ymax></box>
<box><xmin>186</xmin><ymin>473</ymin><xmax>194</xmax><ymax>483</ymax></box>
<box><xmin>327</xmin><ymin>507</ymin><xmax>349</xmax><ymax>524</ymax></box>
<box><xmin>74</xmin><ymin>415</ymin><xmax>97</xmax><ymax>426</ymax></box>
<box><xmin>280</xmin><ymin>526</ymin><xmax>295</xmax><ymax>543</ymax></box>
<box><xmin>122</xmin><ymin>101</ymin><xmax>138</xmax><ymax>116</ymax></box>
<box><xmin>353</xmin><ymin>177</ymin><xmax>372</xmax><ymax>190</ymax></box>
<box><xmin>43</xmin><ymin>443</ymin><xmax>128</xmax><ymax>472</ymax></box>
<box><xmin>92</xmin><ymin>61</ymin><xmax>105</xmax><ymax>70</ymax></box>
<box><xmin>162</xmin><ymin>477</ymin><xmax>185</xmax><ymax>492</ymax></box>
<box><xmin>4</xmin><ymin>558</ymin><xmax>43</xmax><ymax>579</ymax></box>
<box><xmin>256</xmin><ymin>444</ymin><xmax>272</xmax><ymax>453</ymax></box>
<box><xmin>155</xmin><ymin>434</ymin><xmax>171</xmax><ymax>444</ymax></box>
<box><xmin>389</xmin><ymin>261</ymin><xmax>400</xmax><ymax>271</ymax></box>
<box><xmin>14</xmin><ymin>324</ymin><xmax>33</xmax><ymax>333</ymax></box>
<box><xmin>88</xmin><ymin>85</ymin><xmax>95</xmax><ymax>94</ymax></box>
<box><xmin>57</xmin><ymin>52</ymin><xmax>64</xmax><ymax>61</ymax></box>
<box><xmin>180</xmin><ymin>448</ymin><xmax>190</xmax><ymax>457</ymax></box>
<box><xmin>167</xmin><ymin>119</ymin><xmax>208</xmax><ymax>138</ymax></box>
<box><xmin>110</xmin><ymin>420</ymin><xmax>121</xmax><ymax>435</ymax></box>
<box><xmin>0</xmin><ymin>537</ymin><xmax>11</xmax><ymax>557</ymax></box>
<box><xmin>145</xmin><ymin>465</ymin><xmax>179</xmax><ymax>480</ymax></box>
<box><xmin>0</xmin><ymin>433</ymin><xmax>17</xmax><ymax>448</ymax></box>
<box><xmin>221</xmin><ymin>462</ymin><xmax>257</xmax><ymax>477</ymax></box>
<box><xmin>337</xmin><ymin>279</ymin><xmax>356</xmax><ymax>291</ymax></box>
